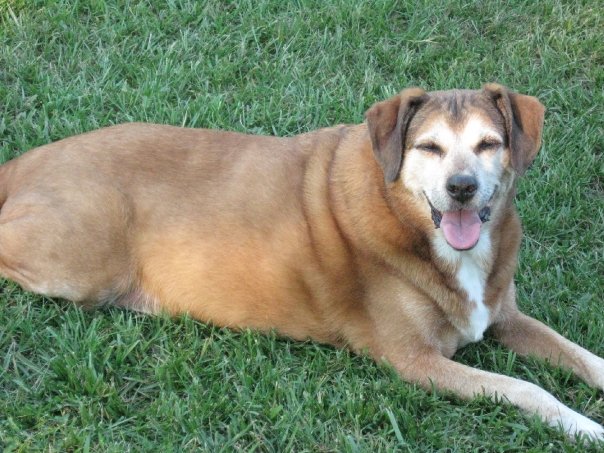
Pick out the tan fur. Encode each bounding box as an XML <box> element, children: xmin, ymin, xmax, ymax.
<box><xmin>0</xmin><ymin>84</ymin><xmax>602</xmax><ymax>441</ymax></box>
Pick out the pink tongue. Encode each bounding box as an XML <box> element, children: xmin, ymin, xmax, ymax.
<box><xmin>441</xmin><ymin>210</ymin><xmax>481</xmax><ymax>250</ymax></box>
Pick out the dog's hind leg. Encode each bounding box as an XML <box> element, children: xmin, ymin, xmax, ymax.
<box><xmin>0</xmin><ymin>188</ymin><xmax>134</xmax><ymax>307</ymax></box>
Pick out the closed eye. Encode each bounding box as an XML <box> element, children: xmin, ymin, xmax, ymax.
<box><xmin>415</xmin><ymin>142</ymin><xmax>443</xmax><ymax>155</ymax></box>
<box><xmin>476</xmin><ymin>139</ymin><xmax>502</xmax><ymax>153</ymax></box>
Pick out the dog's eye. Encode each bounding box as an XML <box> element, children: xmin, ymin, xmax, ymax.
<box><xmin>476</xmin><ymin>139</ymin><xmax>501</xmax><ymax>153</ymax></box>
<box><xmin>416</xmin><ymin>142</ymin><xmax>442</xmax><ymax>155</ymax></box>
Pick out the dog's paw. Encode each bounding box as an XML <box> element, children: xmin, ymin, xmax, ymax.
<box><xmin>587</xmin><ymin>354</ymin><xmax>604</xmax><ymax>390</ymax></box>
<box><xmin>555</xmin><ymin>411</ymin><xmax>604</xmax><ymax>443</ymax></box>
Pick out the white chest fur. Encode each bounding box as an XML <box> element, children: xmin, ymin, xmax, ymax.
<box><xmin>456</xmin><ymin>253</ymin><xmax>490</xmax><ymax>342</ymax></box>
<box><xmin>434</xmin><ymin>231</ymin><xmax>492</xmax><ymax>343</ymax></box>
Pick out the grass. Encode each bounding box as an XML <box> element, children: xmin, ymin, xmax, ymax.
<box><xmin>0</xmin><ymin>0</ymin><xmax>602</xmax><ymax>451</ymax></box>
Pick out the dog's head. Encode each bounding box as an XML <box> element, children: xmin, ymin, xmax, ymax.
<box><xmin>365</xmin><ymin>84</ymin><xmax>545</xmax><ymax>251</ymax></box>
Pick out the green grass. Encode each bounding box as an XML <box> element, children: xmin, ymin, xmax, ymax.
<box><xmin>0</xmin><ymin>0</ymin><xmax>603</xmax><ymax>451</ymax></box>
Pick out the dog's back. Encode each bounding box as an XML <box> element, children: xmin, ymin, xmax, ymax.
<box><xmin>0</xmin><ymin>122</ymin><xmax>355</xmax><ymax>342</ymax></box>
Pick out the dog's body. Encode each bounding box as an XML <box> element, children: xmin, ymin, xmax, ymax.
<box><xmin>0</xmin><ymin>84</ymin><xmax>602</xmax><ymax>441</ymax></box>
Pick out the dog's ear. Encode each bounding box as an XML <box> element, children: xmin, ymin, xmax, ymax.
<box><xmin>483</xmin><ymin>83</ymin><xmax>545</xmax><ymax>176</ymax></box>
<box><xmin>365</xmin><ymin>87</ymin><xmax>428</xmax><ymax>183</ymax></box>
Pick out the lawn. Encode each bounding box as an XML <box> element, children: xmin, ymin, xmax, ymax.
<box><xmin>0</xmin><ymin>0</ymin><xmax>603</xmax><ymax>451</ymax></box>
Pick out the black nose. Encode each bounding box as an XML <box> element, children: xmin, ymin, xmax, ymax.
<box><xmin>446</xmin><ymin>174</ymin><xmax>478</xmax><ymax>202</ymax></box>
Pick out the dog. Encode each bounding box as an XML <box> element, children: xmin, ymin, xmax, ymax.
<box><xmin>0</xmin><ymin>84</ymin><xmax>602</xmax><ymax>441</ymax></box>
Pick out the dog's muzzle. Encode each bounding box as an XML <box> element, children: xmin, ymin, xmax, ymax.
<box><xmin>425</xmin><ymin>196</ymin><xmax>491</xmax><ymax>229</ymax></box>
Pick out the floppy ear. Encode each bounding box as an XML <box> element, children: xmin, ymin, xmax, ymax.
<box><xmin>365</xmin><ymin>87</ymin><xmax>428</xmax><ymax>183</ymax></box>
<box><xmin>483</xmin><ymin>83</ymin><xmax>545</xmax><ymax>176</ymax></box>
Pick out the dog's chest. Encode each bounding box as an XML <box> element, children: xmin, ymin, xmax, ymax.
<box><xmin>456</xmin><ymin>254</ymin><xmax>489</xmax><ymax>342</ymax></box>
<box><xmin>435</xmin><ymin>234</ymin><xmax>491</xmax><ymax>343</ymax></box>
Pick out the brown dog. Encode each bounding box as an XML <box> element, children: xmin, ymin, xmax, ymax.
<box><xmin>0</xmin><ymin>84</ymin><xmax>602</xmax><ymax>441</ymax></box>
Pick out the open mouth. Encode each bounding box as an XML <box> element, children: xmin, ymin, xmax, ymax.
<box><xmin>426</xmin><ymin>196</ymin><xmax>491</xmax><ymax>251</ymax></box>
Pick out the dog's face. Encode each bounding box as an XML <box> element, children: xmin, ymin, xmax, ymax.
<box><xmin>366</xmin><ymin>84</ymin><xmax>545</xmax><ymax>251</ymax></box>
<box><xmin>402</xmin><ymin>92</ymin><xmax>510</xmax><ymax>250</ymax></box>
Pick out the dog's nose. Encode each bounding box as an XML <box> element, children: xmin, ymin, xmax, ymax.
<box><xmin>446</xmin><ymin>174</ymin><xmax>478</xmax><ymax>202</ymax></box>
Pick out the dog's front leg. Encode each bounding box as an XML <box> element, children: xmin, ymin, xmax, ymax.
<box><xmin>492</xmin><ymin>311</ymin><xmax>604</xmax><ymax>391</ymax></box>
<box><xmin>391</xmin><ymin>349</ymin><xmax>604</xmax><ymax>441</ymax></box>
